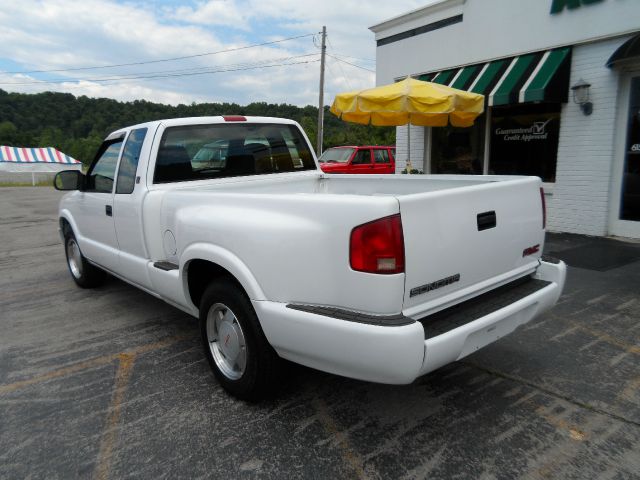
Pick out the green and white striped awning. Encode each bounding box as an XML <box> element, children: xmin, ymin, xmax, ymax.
<box><xmin>418</xmin><ymin>47</ymin><xmax>571</xmax><ymax>107</ymax></box>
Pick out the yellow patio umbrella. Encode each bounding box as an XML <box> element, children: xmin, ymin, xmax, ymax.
<box><xmin>330</xmin><ymin>77</ymin><xmax>485</xmax><ymax>169</ymax></box>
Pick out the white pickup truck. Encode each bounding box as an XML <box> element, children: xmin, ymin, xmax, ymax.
<box><xmin>55</xmin><ymin>116</ymin><xmax>566</xmax><ymax>400</ymax></box>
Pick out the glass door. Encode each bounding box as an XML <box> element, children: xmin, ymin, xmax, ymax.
<box><xmin>610</xmin><ymin>74</ymin><xmax>640</xmax><ymax>238</ymax></box>
<box><xmin>430</xmin><ymin>114</ymin><xmax>485</xmax><ymax>174</ymax></box>
<box><xmin>620</xmin><ymin>77</ymin><xmax>640</xmax><ymax>222</ymax></box>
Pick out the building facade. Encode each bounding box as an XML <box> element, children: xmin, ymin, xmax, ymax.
<box><xmin>371</xmin><ymin>0</ymin><xmax>640</xmax><ymax>238</ymax></box>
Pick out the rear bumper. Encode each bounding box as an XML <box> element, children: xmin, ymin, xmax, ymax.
<box><xmin>418</xmin><ymin>259</ymin><xmax>566</xmax><ymax>376</ymax></box>
<box><xmin>254</xmin><ymin>259</ymin><xmax>566</xmax><ymax>384</ymax></box>
<box><xmin>254</xmin><ymin>300</ymin><xmax>426</xmax><ymax>384</ymax></box>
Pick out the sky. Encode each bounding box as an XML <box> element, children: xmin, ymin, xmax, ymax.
<box><xmin>0</xmin><ymin>0</ymin><xmax>425</xmax><ymax>107</ymax></box>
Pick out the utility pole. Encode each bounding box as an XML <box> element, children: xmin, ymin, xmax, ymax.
<box><xmin>316</xmin><ymin>26</ymin><xmax>326</xmax><ymax>157</ymax></box>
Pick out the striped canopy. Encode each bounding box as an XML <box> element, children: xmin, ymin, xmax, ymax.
<box><xmin>417</xmin><ymin>47</ymin><xmax>571</xmax><ymax>107</ymax></box>
<box><xmin>0</xmin><ymin>146</ymin><xmax>80</xmax><ymax>164</ymax></box>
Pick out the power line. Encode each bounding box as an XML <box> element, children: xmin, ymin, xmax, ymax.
<box><xmin>329</xmin><ymin>53</ymin><xmax>376</xmax><ymax>64</ymax></box>
<box><xmin>1</xmin><ymin>57</ymin><xmax>320</xmax><ymax>86</ymax></box>
<box><xmin>326</xmin><ymin>54</ymin><xmax>375</xmax><ymax>73</ymax></box>
<box><xmin>326</xmin><ymin>35</ymin><xmax>353</xmax><ymax>91</ymax></box>
<box><xmin>0</xmin><ymin>57</ymin><xmax>320</xmax><ymax>88</ymax></box>
<box><xmin>1</xmin><ymin>33</ymin><xmax>317</xmax><ymax>75</ymax></box>
<box><xmin>323</xmin><ymin>51</ymin><xmax>340</xmax><ymax>100</ymax></box>
<box><xmin>0</xmin><ymin>54</ymin><xmax>320</xmax><ymax>86</ymax></box>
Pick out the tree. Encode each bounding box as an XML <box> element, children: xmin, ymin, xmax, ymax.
<box><xmin>0</xmin><ymin>121</ymin><xmax>18</xmax><ymax>144</ymax></box>
<box><xmin>0</xmin><ymin>88</ymin><xmax>396</xmax><ymax>158</ymax></box>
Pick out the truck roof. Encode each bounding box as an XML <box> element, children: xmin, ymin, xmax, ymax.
<box><xmin>106</xmin><ymin>116</ymin><xmax>300</xmax><ymax>140</ymax></box>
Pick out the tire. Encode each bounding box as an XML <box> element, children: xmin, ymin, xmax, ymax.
<box><xmin>64</xmin><ymin>229</ymin><xmax>106</xmax><ymax>288</ymax></box>
<box><xmin>199</xmin><ymin>279</ymin><xmax>281</xmax><ymax>401</ymax></box>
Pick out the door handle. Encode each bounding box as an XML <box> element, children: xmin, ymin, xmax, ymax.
<box><xmin>477</xmin><ymin>211</ymin><xmax>496</xmax><ymax>231</ymax></box>
<box><xmin>105</xmin><ymin>205</ymin><xmax>112</xmax><ymax>217</ymax></box>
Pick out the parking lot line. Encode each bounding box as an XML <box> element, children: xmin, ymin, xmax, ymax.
<box><xmin>0</xmin><ymin>355</ymin><xmax>119</xmax><ymax>395</ymax></box>
<box><xmin>535</xmin><ymin>405</ymin><xmax>588</xmax><ymax>441</ymax></box>
<box><xmin>616</xmin><ymin>299</ymin><xmax>637</xmax><ymax>311</ymax></box>
<box><xmin>95</xmin><ymin>353</ymin><xmax>137</xmax><ymax>480</ymax></box>
<box><xmin>570</xmin><ymin>321</ymin><xmax>640</xmax><ymax>356</ymax></box>
<box><xmin>618</xmin><ymin>376</ymin><xmax>640</xmax><ymax>404</ymax></box>
<box><xmin>312</xmin><ymin>396</ymin><xmax>367</xmax><ymax>480</ymax></box>
<box><xmin>464</xmin><ymin>362</ymin><xmax>640</xmax><ymax>429</ymax></box>
<box><xmin>0</xmin><ymin>335</ymin><xmax>189</xmax><ymax>480</ymax></box>
<box><xmin>0</xmin><ymin>335</ymin><xmax>186</xmax><ymax>395</ymax></box>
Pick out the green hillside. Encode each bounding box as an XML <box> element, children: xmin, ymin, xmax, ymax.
<box><xmin>0</xmin><ymin>89</ymin><xmax>395</xmax><ymax>165</ymax></box>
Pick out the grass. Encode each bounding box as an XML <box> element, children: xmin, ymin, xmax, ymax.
<box><xmin>0</xmin><ymin>181</ymin><xmax>53</xmax><ymax>187</ymax></box>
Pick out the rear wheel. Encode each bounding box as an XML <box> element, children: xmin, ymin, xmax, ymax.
<box><xmin>64</xmin><ymin>229</ymin><xmax>106</xmax><ymax>288</ymax></box>
<box><xmin>199</xmin><ymin>280</ymin><xmax>280</xmax><ymax>401</ymax></box>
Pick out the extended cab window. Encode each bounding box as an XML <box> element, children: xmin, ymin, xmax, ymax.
<box><xmin>86</xmin><ymin>139</ymin><xmax>123</xmax><ymax>193</ymax></box>
<box><xmin>116</xmin><ymin>128</ymin><xmax>147</xmax><ymax>194</ymax></box>
<box><xmin>154</xmin><ymin>123</ymin><xmax>315</xmax><ymax>184</ymax></box>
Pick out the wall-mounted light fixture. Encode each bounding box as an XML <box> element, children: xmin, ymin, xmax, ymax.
<box><xmin>571</xmin><ymin>78</ymin><xmax>593</xmax><ymax>115</ymax></box>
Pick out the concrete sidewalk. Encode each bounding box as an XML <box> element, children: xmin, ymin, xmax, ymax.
<box><xmin>546</xmin><ymin>231</ymin><xmax>640</xmax><ymax>271</ymax></box>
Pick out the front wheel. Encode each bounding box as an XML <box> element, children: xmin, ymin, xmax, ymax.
<box><xmin>64</xmin><ymin>230</ymin><xmax>106</xmax><ymax>288</ymax></box>
<box><xmin>200</xmin><ymin>280</ymin><xmax>281</xmax><ymax>401</ymax></box>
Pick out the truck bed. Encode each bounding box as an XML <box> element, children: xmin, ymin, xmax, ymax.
<box><xmin>153</xmin><ymin>171</ymin><xmax>545</xmax><ymax>319</ymax></box>
<box><xmin>173</xmin><ymin>171</ymin><xmax>506</xmax><ymax>196</ymax></box>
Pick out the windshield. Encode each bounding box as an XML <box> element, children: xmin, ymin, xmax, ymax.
<box><xmin>319</xmin><ymin>148</ymin><xmax>354</xmax><ymax>163</ymax></box>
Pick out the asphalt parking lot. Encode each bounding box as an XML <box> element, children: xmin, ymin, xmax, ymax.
<box><xmin>1</xmin><ymin>186</ymin><xmax>639</xmax><ymax>479</ymax></box>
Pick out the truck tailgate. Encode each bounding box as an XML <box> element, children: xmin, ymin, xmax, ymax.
<box><xmin>399</xmin><ymin>176</ymin><xmax>544</xmax><ymax>318</ymax></box>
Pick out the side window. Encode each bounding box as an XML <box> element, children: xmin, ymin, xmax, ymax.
<box><xmin>374</xmin><ymin>149</ymin><xmax>390</xmax><ymax>164</ymax></box>
<box><xmin>86</xmin><ymin>140</ymin><xmax>123</xmax><ymax>193</ymax></box>
<box><xmin>116</xmin><ymin>128</ymin><xmax>147</xmax><ymax>194</ymax></box>
<box><xmin>351</xmin><ymin>149</ymin><xmax>371</xmax><ymax>165</ymax></box>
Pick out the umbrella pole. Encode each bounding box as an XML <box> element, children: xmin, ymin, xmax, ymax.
<box><xmin>406</xmin><ymin>122</ymin><xmax>412</xmax><ymax>172</ymax></box>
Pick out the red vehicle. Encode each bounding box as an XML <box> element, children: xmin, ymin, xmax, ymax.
<box><xmin>318</xmin><ymin>146</ymin><xmax>396</xmax><ymax>174</ymax></box>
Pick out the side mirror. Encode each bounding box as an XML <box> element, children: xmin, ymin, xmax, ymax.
<box><xmin>54</xmin><ymin>170</ymin><xmax>85</xmax><ymax>191</ymax></box>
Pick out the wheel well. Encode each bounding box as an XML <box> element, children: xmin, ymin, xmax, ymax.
<box><xmin>60</xmin><ymin>218</ymin><xmax>72</xmax><ymax>236</ymax></box>
<box><xmin>186</xmin><ymin>259</ymin><xmax>245</xmax><ymax>309</ymax></box>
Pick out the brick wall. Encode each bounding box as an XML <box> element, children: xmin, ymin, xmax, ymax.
<box><xmin>395</xmin><ymin>125</ymin><xmax>425</xmax><ymax>174</ymax></box>
<box><xmin>547</xmin><ymin>35</ymin><xmax>631</xmax><ymax>235</ymax></box>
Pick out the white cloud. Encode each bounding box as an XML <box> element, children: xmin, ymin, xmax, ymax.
<box><xmin>0</xmin><ymin>0</ymin><xmax>424</xmax><ymax>106</ymax></box>
<box><xmin>0</xmin><ymin>72</ymin><xmax>211</xmax><ymax>105</ymax></box>
<box><xmin>170</xmin><ymin>1</ymin><xmax>248</xmax><ymax>29</ymax></box>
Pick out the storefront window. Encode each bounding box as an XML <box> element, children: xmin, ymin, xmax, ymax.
<box><xmin>431</xmin><ymin>115</ymin><xmax>485</xmax><ymax>174</ymax></box>
<box><xmin>489</xmin><ymin>103</ymin><xmax>561</xmax><ymax>182</ymax></box>
<box><xmin>620</xmin><ymin>77</ymin><xmax>640</xmax><ymax>221</ymax></box>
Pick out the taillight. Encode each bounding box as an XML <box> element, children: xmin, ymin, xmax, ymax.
<box><xmin>350</xmin><ymin>214</ymin><xmax>404</xmax><ymax>274</ymax></box>
<box><xmin>540</xmin><ymin>187</ymin><xmax>546</xmax><ymax>230</ymax></box>
<box><xmin>222</xmin><ymin>115</ymin><xmax>247</xmax><ymax>122</ymax></box>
